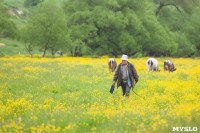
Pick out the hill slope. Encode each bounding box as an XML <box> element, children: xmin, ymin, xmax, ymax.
<box><xmin>0</xmin><ymin>0</ymin><xmax>65</xmax><ymax>57</ymax></box>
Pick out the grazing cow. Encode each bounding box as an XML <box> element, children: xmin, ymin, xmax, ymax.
<box><xmin>108</xmin><ymin>58</ymin><xmax>117</xmax><ymax>72</ymax></box>
<box><xmin>57</xmin><ymin>51</ymin><xmax>63</xmax><ymax>56</ymax></box>
<box><xmin>146</xmin><ymin>58</ymin><xmax>160</xmax><ymax>72</ymax></box>
<box><xmin>164</xmin><ymin>60</ymin><xmax>176</xmax><ymax>72</ymax></box>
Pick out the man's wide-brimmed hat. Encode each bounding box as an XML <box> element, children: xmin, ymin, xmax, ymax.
<box><xmin>121</xmin><ymin>54</ymin><xmax>128</xmax><ymax>61</ymax></box>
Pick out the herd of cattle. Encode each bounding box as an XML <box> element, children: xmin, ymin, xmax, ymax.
<box><xmin>108</xmin><ymin>58</ymin><xmax>176</xmax><ymax>72</ymax></box>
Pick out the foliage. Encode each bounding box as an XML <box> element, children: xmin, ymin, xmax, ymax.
<box><xmin>183</xmin><ymin>7</ymin><xmax>200</xmax><ymax>56</ymax></box>
<box><xmin>2</xmin><ymin>0</ymin><xmax>200</xmax><ymax>57</ymax></box>
<box><xmin>20</xmin><ymin>25</ymin><xmax>35</xmax><ymax>57</ymax></box>
<box><xmin>22</xmin><ymin>0</ymin><xmax>70</xmax><ymax>57</ymax></box>
<box><xmin>62</xmin><ymin>0</ymin><xmax>149</xmax><ymax>57</ymax></box>
<box><xmin>0</xmin><ymin>2</ymin><xmax>17</xmax><ymax>38</ymax></box>
<box><xmin>24</xmin><ymin>0</ymin><xmax>44</xmax><ymax>8</ymax></box>
<box><xmin>61</xmin><ymin>0</ymin><xmax>199</xmax><ymax>57</ymax></box>
<box><xmin>173</xmin><ymin>32</ymin><xmax>197</xmax><ymax>57</ymax></box>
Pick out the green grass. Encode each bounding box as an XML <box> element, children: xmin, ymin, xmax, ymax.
<box><xmin>0</xmin><ymin>38</ymin><xmax>42</xmax><ymax>56</ymax></box>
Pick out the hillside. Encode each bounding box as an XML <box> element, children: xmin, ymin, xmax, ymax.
<box><xmin>0</xmin><ymin>0</ymin><xmax>66</xmax><ymax>57</ymax></box>
<box><xmin>0</xmin><ymin>0</ymin><xmax>26</xmax><ymax>56</ymax></box>
<box><xmin>0</xmin><ymin>38</ymin><xmax>43</xmax><ymax>56</ymax></box>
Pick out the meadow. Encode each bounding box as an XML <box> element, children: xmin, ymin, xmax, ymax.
<box><xmin>0</xmin><ymin>57</ymin><xmax>199</xmax><ymax>132</ymax></box>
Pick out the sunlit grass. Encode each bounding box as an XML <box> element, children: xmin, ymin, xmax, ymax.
<box><xmin>0</xmin><ymin>57</ymin><xmax>199</xmax><ymax>132</ymax></box>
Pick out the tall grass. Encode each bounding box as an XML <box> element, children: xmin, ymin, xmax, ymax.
<box><xmin>0</xmin><ymin>57</ymin><xmax>199</xmax><ymax>132</ymax></box>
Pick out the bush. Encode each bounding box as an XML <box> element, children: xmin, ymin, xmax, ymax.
<box><xmin>0</xmin><ymin>52</ymin><xmax>5</xmax><ymax>57</ymax></box>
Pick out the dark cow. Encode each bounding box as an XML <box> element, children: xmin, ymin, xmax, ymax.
<box><xmin>164</xmin><ymin>60</ymin><xmax>176</xmax><ymax>72</ymax></box>
<box><xmin>108</xmin><ymin>58</ymin><xmax>117</xmax><ymax>72</ymax></box>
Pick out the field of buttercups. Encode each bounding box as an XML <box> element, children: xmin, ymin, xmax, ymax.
<box><xmin>0</xmin><ymin>57</ymin><xmax>199</xmax><ymax>132</ymax></box>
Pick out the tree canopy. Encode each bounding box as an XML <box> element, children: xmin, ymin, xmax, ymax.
<box><xmin>21</xmin><ymin>0</ymin><xmax>70</xmax><ymax>57</ymax></box>
<box><xmin>24</xmin><ymin>0</ymin><xmax>44</xmax><ymax>8</ymax></box>
<box><xmin>0</xmin><ymin>2</ymin><xmax>17</xmax><ymax>38</ymax></box>
<box><xmin>17</xmin><ymin>0</ymin><xmax>200</xmax><ymax>57</ymax></box>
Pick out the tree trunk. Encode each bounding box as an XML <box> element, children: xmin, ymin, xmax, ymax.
<box><xmin>156</xmin><ymin>3</ymin><xmax>164</xmax><ymax>16</ymax></box>
<box><xmin>51</xmin><ymin>48</ymin><xmax>55</xmax><ymax>57</ymax></box>
<box><xmin>25</xmin><ymin>42</ymin><xmax>33</xmax><ymax>58</ymax></box>
<box><xmin>28</xmin><ymin>51</ymin><xmax>33</xmax><ymax>58</ymax></box>
<box><xmin>70</xmin><ymin>49</ymin><xmax>74</xmax><ymax>57</ymax></box>
<box><xmin>42</xmin><ymin>46</ymin><xmax>47</xmax><ymax>58</ymax></box>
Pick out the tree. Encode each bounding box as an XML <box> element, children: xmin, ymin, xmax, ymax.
<box><xmin>24</xmin><ymin>0</ymin><xmax>44</xmax><ymax>8</ymax></box>
<box><xmin>153</xmin><ymin>0</ymin><xmax>200</xmax><ymax>31</ymax></box>
<box><xmin>63</xmin><ymin>0</ymin><xmax>152</xmax><ymax>57</ymax></box>
<box><xmin>63</xmin><ymin>0</ymin><xmax>181</xmax><ymax>57</ymax></box>
<box><xmin>173</xmin><ymin>32</ymin><xmax>196</xmax><ymax>57</ymax></box>
<box><xmin>20</xmin><ymin>24</ymin><xmax>37</xmax><ymax>57</ymax></box>
<box><xmin>183</xmin><ymin>7</ymin><xmax>200</xmax><ymax>56</ymax></box>
<box><xmin>0</xmin><ymin>2</ymin><xmax>17</xmax><ymax>38</ymax></box>
<box><xmin>154</xmin><ymin>0</ymin><xmax>183</xmax><ymax>16</ymax></box>
<box><xmin>23</xmin><ymin>0</ymin><xmax>70</xmax><ymax>57</ymax></box>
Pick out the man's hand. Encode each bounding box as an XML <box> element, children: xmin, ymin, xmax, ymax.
<box><xmin>113</xmin><ymin>81</ymin><xmax>116</xmax><ymax>84</ymax></box>
<box><xmin>134</xmin><ymin>81</ymin><xmax>138</xmax><ymax>86</ymax></box>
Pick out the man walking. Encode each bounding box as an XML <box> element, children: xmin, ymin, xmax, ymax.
<box><xmin>113</xmin><ymin>54</ymin><xmax>139</xmax><ymax>97</ymax></box>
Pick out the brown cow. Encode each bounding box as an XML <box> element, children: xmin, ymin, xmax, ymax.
<box><xmin>108</xmin><ymin>58</ymin><xmax>117</xmax><ymax>72</ymax></box>
<box><xmin>164</xmin><ymin>60</ymin><xmax>176</xmax><ymax>72</ymax></box>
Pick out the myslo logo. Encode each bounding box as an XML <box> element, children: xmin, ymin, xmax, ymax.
<box><xmin>172</xmin><ymin>127</ymin><xmax>198</xmax><ymax>131</ymax></box>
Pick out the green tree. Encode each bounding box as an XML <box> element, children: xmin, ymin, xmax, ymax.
<box><xmin>152</xmin><ymin>0</ymin><xmax>200</xmax><ymax>57</ymax></box>
<box><xmin>23</xmin><ymin>0</ymin><xmax>70</xmax><ymax>57</ymax></box>
<box><xmin>63</xmin><ymin>0</ymin><xmax>181</xmax><ymax>57</ymax></box>
<box><xmin>61</xmin><ymin>0</ymin><xmax>200</xmax><ymax>57</ymax></box>
<box><xmin>173</xmin><ymin>32</ymin><xmax>196</xmax><ymax>57</ymax></box>
<box><xmin>63</xmin><ymin>0</ymin><xmax>152</xmax><ymax>57</ymax></box>
<box><xmin>183</xmin><ymin>7</ymin><xmax>200</xmax><ymax>56</ymax></box>
<box><xmin>20</xmin><ymin>24</ymin><xmax>37</xmax><ymax>57</ymax></box>
<box><xmin>0</xmin><ymin>2</ymin><xmax>17</xmax><ymax>38</ymax></box>
<box><xmin>24</xmin><ymin>0</ymin><xmax>44</xmax><ymax>8</ymax></box>
<box><xmin>153</xmin><ymin>0</ymin><xmax>200</xmax><ymax>31</ymax></box>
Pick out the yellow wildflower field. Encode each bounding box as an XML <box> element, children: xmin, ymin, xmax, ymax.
<box><xmin>0</xmin><ymin>57</ymin><xmax>199</xmax><ymax>132</ymax></box>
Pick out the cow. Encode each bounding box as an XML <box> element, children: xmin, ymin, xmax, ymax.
<box><xmin>57</xmin><ymin>51</ymin><xmax>63</xmax><ymax>56</ymax></box>
<box><xmin>164</xmin><ymin>60</ymin><xmax>176</xmax><ymax>72</ymax></box>
<box><xmin>108</xmin><ymin>58</ymin><xmax>117</xmax><ymax>72</ymax></box>
<box><xmin>146</xmin><ymin>58</ymin><xmax>160</xmax><ymax>72</ymax></box>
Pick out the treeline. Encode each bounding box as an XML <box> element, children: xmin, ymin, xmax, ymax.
<box><xmin>1</xmin><ymin>0</ymin><xmax>200</xmax><ymax>57</ymax></box>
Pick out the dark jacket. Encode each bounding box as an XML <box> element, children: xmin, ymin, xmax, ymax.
<box><xmin>113</xmin><ymin>62</ymin><xmax>139</xmax><ymax>88</ymax></box>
